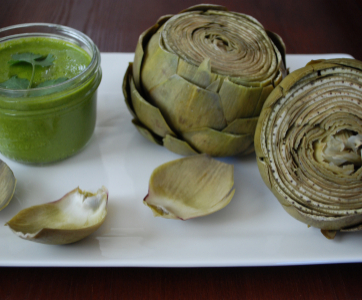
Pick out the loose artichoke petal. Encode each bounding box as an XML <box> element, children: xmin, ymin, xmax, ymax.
<box><xmin>183</xmin><ymin>128</ymin><xmax>253</xmax><ymax>157</ymax></box>
<box><xmin>163</xmin><ymin>134</ymin><xmax>199</xmax><ymax>156</ymax></box>
<box><xmin>0</xmin><ymin>160</ymin><xmax>16</xmax><ymax>211</ymax></box>
<box><xmin>132</xmin><ymin>119</ymin><xmax>163</xmax><ymax>146</ymax></box>
<box><xmin>129</xmin><ymin>72</ymin><xmax>175</xmax><ymax>138</ymax></box>
<box><xmin>5</xmin><ymin>187</ymin><xmax>108</xmax><ymax>245</ymax></box>
<box><xmin>144</xmin><ymin>154</ymin><xmax>234</xmax><ymax>220</ymax></box>
<box><xmin>149</xmin><ymin>74</ymin><xmax>227</xmax><ymax>132</ymax></box>
<box><xmin>255</xmin><ymin>58</ymin><xmax>362</xmax><ymax>238</ymax></box>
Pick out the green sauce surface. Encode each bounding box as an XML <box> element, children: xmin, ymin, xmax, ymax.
<box><xmin>0</xmin><ymin>37</ymin><xmax>91</xmax><ymax>87</ymax></box>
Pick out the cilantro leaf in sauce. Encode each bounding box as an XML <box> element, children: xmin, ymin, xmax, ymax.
<box><xmin>0</xmin><ymin>76</ymin><xmax>29</xmax><ymax>90</ymax></box>
<box><xmin>8</xmin><ymin>53</ymin><xmax>55</xmax><ymax>88</ymax></box>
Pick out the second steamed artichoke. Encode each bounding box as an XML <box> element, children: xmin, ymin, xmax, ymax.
<box><xmin>123</xmin><ymin>4</ymin><xmax>286</xmax><ymax>156</ymax></box>
<box><xmin>255</xmin><ymin>58</ymin><xmax>362</xmax><ymax>238</ymax></box>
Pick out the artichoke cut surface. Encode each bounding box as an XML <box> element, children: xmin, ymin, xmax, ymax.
<box><xmin>123</xmin><ymin>4</ymin><xmax>286</xmax><ymax>157</ymax></box>
<box><xmin>6</xmin><ymin>187</ymin><xmax>108</xmax><ymax>245</ymax></box>
<box><xmin>255</xmin><ymin>58</ymin><xmax>362</xmax><ymax>238</ymax></box>
<box><xmin>144</xmin><ymin>155</ymin><xmax>235</xmax><ymax>220</ymax></box>
<box><xmin>0</xmin><ymin>159</ymin><xmax>16</xmax><ymax>211</ymax></box>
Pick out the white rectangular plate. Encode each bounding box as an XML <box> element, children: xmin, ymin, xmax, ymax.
<box><xmin>1</xmin><ymin>53</ymin><xmax>360</xmax><ymax>267</ymax></box>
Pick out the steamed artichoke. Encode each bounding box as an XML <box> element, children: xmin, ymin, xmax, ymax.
<box><xmin>255</xmin><ymin>58</ymin><xmax>362</xmax><ymax>238</ymax></box>
<box><xmin>123</xmin><ymin>4</ymin><xmax>286</xmax><ymax>157</ymax></box>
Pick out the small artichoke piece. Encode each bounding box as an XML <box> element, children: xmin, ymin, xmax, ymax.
<box><xmin>0</xmin><ymin>159</ymin><xmax>16</xmax><ymax>211</ymax></box>
<box><xmin>123</xmin><ymin>4</ymin><xmax>286</xmax><ymax>157</ymax></box>
<box><xmin>255</xmin><ymin>58</ymin><xmax>362</xmax><ymax>238</ymax></box>
<box><xmin>144</xmin><ymin>154</ymin><xmax>235</xmax><ymax>220</ymax></box>
<box><xmin>5</xmin><ymin>187</ymin><xmax>108</xmax><ymax>245</ymax></box>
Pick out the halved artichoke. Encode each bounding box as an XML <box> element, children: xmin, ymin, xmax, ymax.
<box><xmin>144</xmin><ymin>154</ymin><xmax>234</xmax><ymax>220</ymax></box>
<box><xmin>255</xmin><ymin>58</ymin><xmax>362</xmax><ymax>238</ymax></box>
<box><xmin>123</xmin><ymin>4</ymin><xmax>286</xmax><ymax>157</ymax></box>
<box><xmin>5</xmin><ymin>186</ymin><xmax>108</xmax><ymax>245</ymax></box>
<box><xmin>0</xmin><ymin>159</ymin><xmax>16</xmax><ymax>211</ymax></box>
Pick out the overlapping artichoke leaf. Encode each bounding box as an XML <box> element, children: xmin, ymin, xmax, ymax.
<box><xmin>123</xmin><ymin>4</ymin><xmax>286</xmax><ymax>157</ymax></box>
<box><xmin>255</xmin><ymin>58</ymin><xmax>362</xmax><ymax>238</ymax></box>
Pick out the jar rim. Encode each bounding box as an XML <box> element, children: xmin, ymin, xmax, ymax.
<box><xmin>0</xmin><ymin>23</ymin><xmax>100</xmax><ymax>96</ymax></box>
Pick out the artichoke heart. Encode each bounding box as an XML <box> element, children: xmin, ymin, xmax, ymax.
<box><xmin>123</xmin><ymin>4</ymin><xmax>286</xmax><ymax>157</ymax></box>
<box><xmin>144</xmin><ymin>154</ymin><xmax>235</xmax><ymax>220</ymax></box>
<box><xmin>0</xmin><ymin>159</ymin><xmax>16</xmax><ymax>211</ymax></box>
<box><xmin>5</xmin><ymin>186</ymin><xmax>108</xmax><ymax>245</ymax></box>
<box><xmin>255</xmin><ymin>58</ymin><xmax>362</xmax><ymax>238</ymax></box>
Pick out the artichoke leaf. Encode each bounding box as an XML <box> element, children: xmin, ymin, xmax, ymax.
<box><xmin>223</xmin><ymin>116</ymin><xmax>259</xmax><ymax>135</ymax></box>
<box><xmin>254</xmin><ymin>84</ymin><xmax>275</xmax><ymax>116</ymax></box>
<box><xmin>177</xmin><ymin>58</ymin><xmax>219</xmax><ymax>89</ymax></box>
<box><xmin>321</xmin><ymin>230</ymin><xmax>337</xmax><ymax>239</ymax></box>
<box><xmin>133</xmin><ymin>15</ymin><xmax>172</xmax><ymax>90</ymax></box>
<box><xmin>132</xmin><ymin>119</ymin><xmax>163</xmax><ymax>146</ymax></box>
<box><xmin>6</xmin><ymin>187</ymin><xmax>108</xmax><ymax>245</ymax></box>
<box><xmin>218</xmin><ymin>78</ymin><xmax>264</xmax><ymax>122</ymax></box>
<box><xmin>183</xmin><ymin>127</ymin><xmax>253</xmax><ymax>157</ymax></box>
<box><xmin>179</xmin><ymin>4</ymin><xmax>228</xmax><ymax>14</ymax></box>
<box><xmin>129</xmin><ymin>72</ymin><xmax>175</xmax><ymax>138</ymax></box>
<box><xmin>149</xmin><ymin>74</ymin><xmax>227</xmax><ymax>133</ymax></box>
<box><xmin>266</xmin><ymin>30</ymin><xmax>286</xmax><ymax>68</ymax></box>
<box><xmin>122</xmin><ymin>63</ymin><xmax>136</xmax><ymax>118</ymax></box>
<box><xmin>144</xmin><ymin>154</ymin><xmax>234</xmax><ymax>220</ymax></box>
<box><xmin>0</xmin><ymin>160</ymin><xmax>16</xmax><ymax>211</ymax></box>
<box><xmin>140</xmin><ymin>30</ymin><xmax>179</xmax><ymax>96</ymax></box>
<box><xmin>206</xmin><ymin>78</ymin><xmax>222</xmax><ymax>93</ymax></box>
<box><xmin>327</xmin><ymin>58</ymin><xmax>362</xmax><ymax>70</ymax></box>
<box><xmin>190</xmin><ymin>58</ymin><xmax>213</xmax><ymax>89</ymax></box>
<box><xmin>163</xmin><ymin>134</ymin><xmax>198</xmax><ymax>156</ymax></box>
<box><xmin>279</xmin><ymin>64</ymin><xmax>315</xmax><ymax>92</ymax></box>
<box><xmin>258</xmin><ymin>85</ymin><xmax>284</xmax><ymax>110</ymax></box>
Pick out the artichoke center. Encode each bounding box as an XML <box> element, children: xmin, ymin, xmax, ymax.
<box><xmin>314</xmin><ymin>130</ymin><xmax>362</xmax><ymax>172</ymax></box>
<box><xmin>204</xmin><ymin>34</ymin><xmax>231</xmax><ymax>52</ymax></box>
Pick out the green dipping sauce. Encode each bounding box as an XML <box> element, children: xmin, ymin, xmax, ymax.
<box><xmin>0</xmin><ymin>37</ymin><xmax>91</xmax><ymax>87</ymax></box>
<box><xmin>0</xmin><ymin>32</ymin><xmax>102</xmax><ymax>164</ymax></box>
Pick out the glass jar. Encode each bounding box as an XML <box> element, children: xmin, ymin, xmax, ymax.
<box><xmin>0</xmin><ymin>23</ymin><xmax>102</xmax><ymax>164</ymax></box>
